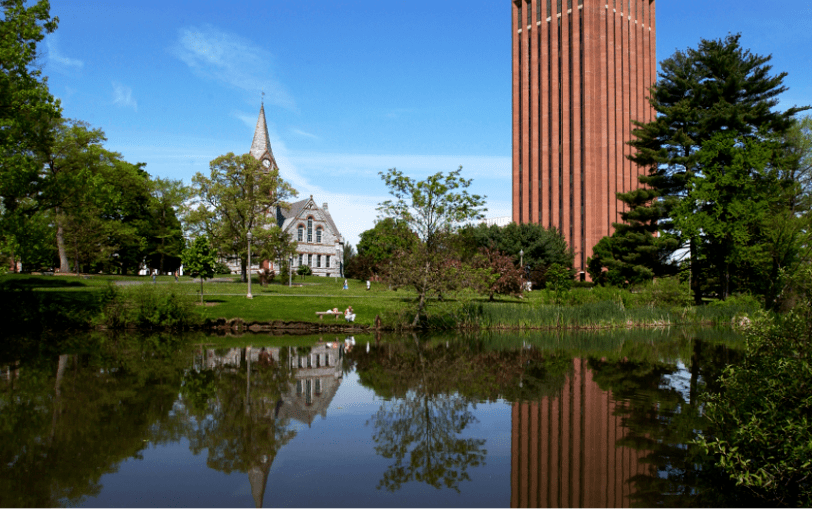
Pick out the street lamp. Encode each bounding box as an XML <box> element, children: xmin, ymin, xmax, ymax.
<box><xmin>246</xmin><ymin>231</ymin><xmax>253</xmax><ymax>299</ymax></box>
<box><xmin>519</xmin><ymin>249</ymin><xmax>524</xmax><ymax>269</ymax></box>
<box><xmin>289</xmin><ymin>256</ymin><xmax>293</xmax><ymax>287</ymax></box>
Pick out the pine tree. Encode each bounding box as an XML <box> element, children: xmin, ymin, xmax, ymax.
<box><xmin>627</xmin><ymin>34</ymin><xmax>807</xmax><ymax>302</ymax></box>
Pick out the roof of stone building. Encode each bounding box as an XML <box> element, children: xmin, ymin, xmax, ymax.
<box><xmin>277</xmin><ymin>196</ymin><xmax>341</xmax><ymax>241</ymax></box>
<box><xmin>250</xmin><ymin>104</ymin><xmax>278</xmax><ymax>168</ymax></box>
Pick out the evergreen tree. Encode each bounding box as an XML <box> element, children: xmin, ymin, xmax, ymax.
<box><xmin>627</xmin><ymin>34</ymin><xmax>807</xmax><ymax>302</ymax></box>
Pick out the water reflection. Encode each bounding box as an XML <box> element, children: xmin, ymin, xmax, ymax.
<box><xmin>0</xmin><ymin>329</ymin><xmax>744</xmax><ymax>507</ymax></box>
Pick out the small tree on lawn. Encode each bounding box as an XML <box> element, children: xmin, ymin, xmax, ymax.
<box><xmin>182</xmin><ymin>236</ymin><xmax>216</xmax><ymax>304</ymax></box>
<box><xmin>377</xmin><ymin>167</ymin><xmax>486</xmax><ymax>326</ymax></box>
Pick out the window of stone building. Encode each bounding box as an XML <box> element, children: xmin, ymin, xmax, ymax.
<box><xmin>297</xmin><ymin>225</ymin><xmax>304</xmax><ymax>242</ymax></box>
<box><xmin>296</xmin><ymin>380</ymin><xmax>303</xmax><ymax>394</ymax></box>
<box><xmin>316</xmin><ymin>255</ymin><xmax>321</xmax><ymax>268</ymax></box>
<box><xmin>298</xmin><ymin>254</ymin><xmax>303</xmax><ymax>266</ymax></box>
<box><xmin>306</xmin><ymin>380</ymin><xmax>313</xmax><ymax>405</ymax></box>
<box><xmin>316</xmin><ymin>227</ymin><xmax>322</xmax><ymax>243</ymax></box>
<box><xmin>315</xmin><ymin>379</ymin><xmax>322</xmax><ymax>395</ymax></box>
<box><xmin>326</xmin><ymin>255</ymin><xmax>331</xmax><ymax>268</ymax></box>
<box><xmin>308</xmin><ymin>254</ymin><xmax>312</xmax><ymax>267</ymax></box>
<box><xmin>307</xmin><ymin>218</ymin><xmax>313</xmax><ymax>242</ymax></box>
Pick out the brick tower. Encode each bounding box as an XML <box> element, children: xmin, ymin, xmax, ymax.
<box><xmin>512</xmin><ymin>0</ymin><xmax>656</xmax><ymax>277</ymax></box>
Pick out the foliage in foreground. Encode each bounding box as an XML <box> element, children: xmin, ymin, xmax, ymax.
<box><xmin>694</xmin><ymin>300</ymin><xmax>812</xmax><ymax>507</ymax></box>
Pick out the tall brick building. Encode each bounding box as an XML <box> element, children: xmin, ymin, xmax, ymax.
<box><xmin>512</xmin><ymin>0</ymin><xmax>655</xmax><ymax>276</ymax></box>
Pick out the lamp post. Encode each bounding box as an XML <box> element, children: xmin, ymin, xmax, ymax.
<box><xmin>289</xmin><ymin>256</ymin><xmax>293</xmax><ymax>287</ymax></box>
<box><xmin>246</xmin><ymin>231</ymin><xmax>253</xmax><ymax>299</ymax></box>
<box><xmin>519</xmin><ymin>249</ymin><xmax>525</xmax><ymax>291</ymax></box>
<box><xmin>519</xmin><ymin>249</ymin><xmax>524</xmax><ymax>269</ymax></box>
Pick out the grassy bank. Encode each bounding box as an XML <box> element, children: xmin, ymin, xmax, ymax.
<box><xmin>0</xmin><ymin>273</ymin><xmax>760</xmax><ymax>332</ymax></box>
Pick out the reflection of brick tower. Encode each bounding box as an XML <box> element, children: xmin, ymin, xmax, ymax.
<box><xmin>512</xmin><ymin>0</ymin><xmax>656</xmax><ymax>276</ymax></box>
<box><xmin>510</xmin><ymin>359</ymin><xmax>653</xmax><ymax>507</ymax></box>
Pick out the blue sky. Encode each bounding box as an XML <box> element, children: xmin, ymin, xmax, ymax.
<box><xmin>42</xmin><ymin>0</ymin><xmax>812</xmax><ymax>247</ymax></box>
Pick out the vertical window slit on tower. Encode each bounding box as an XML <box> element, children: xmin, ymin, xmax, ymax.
<box><xmin>548</xmin><ymin>18</ymin><xmax>552</xmax><ymax>226</ymax></box>
<box><xmin>518</xmin><ymin>2</ymin><xmax>522</xmax><ymax>29</ymax></box>
<box><xmin>558</xmin><ymin>17</ymin><xmax>563</xmax><ymax>232</ymax></box>
<box><xmin>538</xmin><ymin>24</ymin><xmax>542</xmax><ymax>221</ymax></box>
<box><xmin>527</xmin><ymin>0</ymin><xmax>532</xmax><ymax>25</ymax></box>
<box><xmin>580</xmin><ymin>9</ymin><xmax>585</xmax><ymax>270</ymax></box>
<box><xmin>537</xmin><ymin>0</ymin><xmax>541</xmax><ymax>22</ymax></box>
<box><xmin>557</xmin><ymin>0</ymin><xmax>561</xmax><ymax>15</ymax></box>
<box><xmin>547</xmin><ymin>0</ymin><xmax>551</xmax><ymax>18</ymax></box>
<box><xmin>518</xmin><ymin>34</ymin><xmax>523</xmax><ymax>222</ymax></box>
<box><xmin>568</xmin><ymin>12</ymin><xmax>573</xmax><ymax>249</ymax></box>
<box><xmin>528</xmin><ymin>35</ymin><xmax>532</xmax><ymax>221</ymax></box>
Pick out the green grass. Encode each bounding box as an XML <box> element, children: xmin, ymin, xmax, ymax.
<box><xmin>0</xmin><ymin>273</ymin><xmax>761</xmax><ymax>331</ymax></box>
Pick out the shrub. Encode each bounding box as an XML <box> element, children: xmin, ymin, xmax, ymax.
<box><xmin>694</xmin><ymin>301</ymin><xmax>812</xmax><ymax>507</ymax></box>
<box><xmin>213</xmin><ymin>261</ymin><xmax>232</xmax><ymax>275</ymax></box>
<box><xmin>102</xmin><ymin>284</ymin><xmax>200</xmax><ymax>330</ymax></box>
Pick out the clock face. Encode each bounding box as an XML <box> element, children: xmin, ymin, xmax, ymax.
<box><xmin>262</xmin><ymin>159</ymin><xmax>271</xmax><ymax>169</ymax></box>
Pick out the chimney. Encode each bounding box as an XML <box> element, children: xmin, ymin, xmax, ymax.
<box><xmin>322</xmin><ymin>202</ymin><xmax>328</xmax><ymax>211</ymax></box>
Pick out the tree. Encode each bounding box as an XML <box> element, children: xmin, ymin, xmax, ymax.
<box><xmin>460</xmin><ymin>222</ymin><xmax>573</xmax><ymax>288</ymax></box>
<box><xmin>377</xmin><ymin>167</ymin><xmax>486</xmax><ymax>249</ymax></box>
<box><xmin>377</xmin><ymin>168</ymin><xmax>487</xmax><ymax>325</ymax></box>
<box><xmin>0</xmin><ymin>0</ymin><xmax>61</xmax><ymax>217</ymax></box>
<box><xmin>146</xmin><ymin>177</ymin><xmax>188</xmax><ymax>274</ymax></box>
<box><xmin>187</xmin><ymin>152</ymin><xmax>296</xmax><ymax>283</ymax></box>
<box><xmin>469</xmin><ymin>247</ymin><xmax>524</xmax><ymax>301</ymax></box>
<box><xmin>586</xmin><ymin>185</ymin><xmax>679</xmax><ymax>287</ymax></box>
<box><xmin>182</xmin><ymin>236</ymin><xmax>217</xmax><ymax>304</ymax></box>
<box><xmin>253</xmin><ymin>224</ymin><xmax>297</xmax><ymax>284</ymax></box>
<box><xmin>355</xmin><ymin>217</ymin><xmax>416</xmax><ymax>279</ymax></box>
<box><xmin>629</xmin><ymin>34</ymin><xmax>808</xmax><ymax>303</ymax></box>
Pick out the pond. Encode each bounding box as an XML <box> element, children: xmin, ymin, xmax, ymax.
<box><xmin>0</xmin><ymin>328</ymin><xmax>744</xmax><ymax>507</ymax></box>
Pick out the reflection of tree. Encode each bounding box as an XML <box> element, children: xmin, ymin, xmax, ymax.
<box><xmin>180</xmin><ymin>346</ymin><xmax>297</xmax><ymax>507</ymax></box>
<box><xmin>369</xmin><ymin>392</ymin><xmax>485</xmax><ymax>492</ymax></box>
<box><xmin>0</xmin><ymin>333</ymin><xmax>190</xmax><ymax>507</ymax></box>
<box><xmin>587</xmin><ymin>338</ymin><xmax>743</xmax><ymax>507</ymax></box>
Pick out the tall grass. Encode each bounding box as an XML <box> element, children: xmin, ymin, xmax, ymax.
<box><xmin>451</xmin><ymin>297</ymin><xmax>759</xmax><ymax>331</ymax></box>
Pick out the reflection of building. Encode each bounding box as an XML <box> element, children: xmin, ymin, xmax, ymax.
<box><xmin>511</xmin><ymin>359</ymin><xmax>653</xmax><ymax>508</ymax></box>
<box><xmin>511</xmin><ymin>0</ymin><xmax>656</xmax><ymax>275</ymax></box>
<box><xmin>278</xmin><ymin>342</ymin><xmax>344</xmax><ymax>426</ymax></box>
<box><xmin>198</xmin><ymin>342</ymin><xmax>344</xmax><ymax>427</ymax></box>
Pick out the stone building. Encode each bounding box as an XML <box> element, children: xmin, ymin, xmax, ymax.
<box><xmin>237</xmin><ymin>104</ymin><xmax>344</xmax><ymax>277</ymax></box>
<box><xmin>511</xmin><ymin>0</ymin><xmax>656</xmax><ymax>277</ymax></box>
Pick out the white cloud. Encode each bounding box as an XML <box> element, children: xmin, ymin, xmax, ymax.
<box><xmin>171</xmin><ymin>25</ymin><xmax>296</xmax><ymax>111</ymax></box>
<box><xmin>45</xmin><ymin>37</ymin><xmax>83</xmax><ymax>72</ymax></box>
<box><xmin>112</xmin><ymin>82</ymin><xmax>137</xmax><ymax>111</ymax></box>
<box><xmin>290</xmin><ymin>128</ymin><xmax>319</xmax><ymax>140</ymax></box>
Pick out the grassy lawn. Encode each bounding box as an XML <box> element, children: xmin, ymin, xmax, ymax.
<box><xmin>0</xmin><ymin>273</ymin><xmax>759</xmax><ymax>330</ymax></box>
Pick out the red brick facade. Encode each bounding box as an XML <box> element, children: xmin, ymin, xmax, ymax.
<box><xmin>512</xmin><ymin>0</ymin><xmax>656</xmax><ymax>276</ymax></box>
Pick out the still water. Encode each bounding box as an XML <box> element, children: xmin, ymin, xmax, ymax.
<box><xmin>1</xmin><ymin>329</ymin><xmax>743</xmax><ymax>507</ymax></box>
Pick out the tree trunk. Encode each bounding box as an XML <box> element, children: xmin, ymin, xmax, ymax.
<box><xmin>55</xmin><ymin>209</ymin><xmax>69</xmax><ymax>273</ymax></box>
<box><xmin>690</xmin><ymin>237</ymin><xmax>702</xmax><ymax>305</ymax></box>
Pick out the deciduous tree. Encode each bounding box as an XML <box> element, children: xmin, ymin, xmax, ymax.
<box><xmin>187</xmin><ymin>153</ymin><xmax>296</xmax><ymax>283</ymax></box>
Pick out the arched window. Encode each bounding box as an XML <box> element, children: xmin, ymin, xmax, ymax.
<box><xmin>297</xmin><ymin>225</ymin><xmax>304</xmax><ymax>242</ymax></box>
<box><xmin>316</xmin><ymin>227</ymin><xmax>322</xmax><ymax>243</ymax></box>
<box><xmin>307</xmin><ymin>217</ymin><xmax>313</xmax><ymax>242</ymax></box>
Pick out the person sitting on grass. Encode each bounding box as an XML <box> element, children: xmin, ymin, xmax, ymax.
<box><xmin>345</xmin><ymin>306</ymin><xmax>356</xmax><ymax>322</ymax></box>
